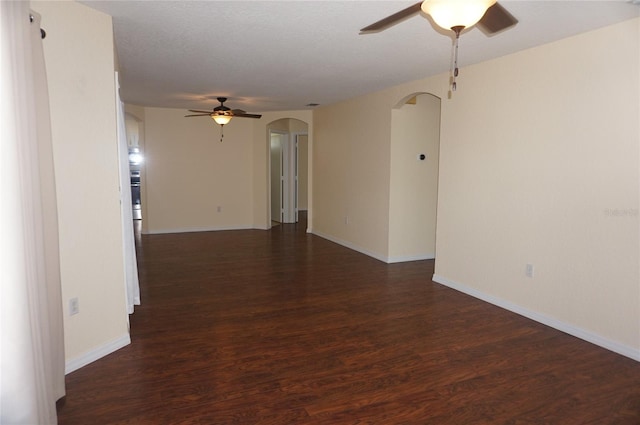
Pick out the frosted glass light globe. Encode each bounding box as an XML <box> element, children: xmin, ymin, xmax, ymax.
<box><xmin>421</xmin><ymin>0</ymin><xmax>496</xmax><ymax>30</ymax></box>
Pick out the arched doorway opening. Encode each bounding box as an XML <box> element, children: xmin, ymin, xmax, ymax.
<box><xmin>388</xmin><ymin>93</ymin><xmax>441</xmax><ymax>262</ymax></box>
<box><xmin>267</xmin><ymin>118</ymin><xmax>309</xmax><ymax>226</ymax></box>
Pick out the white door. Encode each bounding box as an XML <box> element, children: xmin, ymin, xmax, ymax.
<box><xmin>296</xmin><ymin>134</ymin><xmax>309</xmax><ymax>218</ymax></box>
<box><xmin>270</xmin><ymin>131</ymin><xmax>285</xmax><ymax>223</ymax></box>
<box><xmin>281</xmin><ymin>135</ymin><xmax>296</xmax><ymax>223</ymax></box>
<box><xmin>270</xmin><ymin>130</ymin><xmax>301</xmax><ymax>224</ymax></box>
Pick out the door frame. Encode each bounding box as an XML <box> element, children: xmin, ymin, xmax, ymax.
<box><xmin>269</xmin><ymin>130</ymin><xmax>286</xmax><ymax>224</ymax></box>
<box><xmin>269</xmin><ymin>129</ymin><xmax>300</xmax><ymax>225</ymax></box>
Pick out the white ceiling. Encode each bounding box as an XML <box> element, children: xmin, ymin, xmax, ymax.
<box><xmin>81</xmin><ymin>0</ymin><xmax>639</xmax><ymax>113</ymax></box>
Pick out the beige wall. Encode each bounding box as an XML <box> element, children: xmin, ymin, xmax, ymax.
<box><xmin>313</xmin><ymin>18</ymin><xmax>639</xmax><ymax>357</ymax></box>
<box><xmin>141</xmin><ymin>108</ymin><xmax>312</xmax><ymax>233</ymax></box>
<box><xmin>389</xmin><ymin>94</ymin><xmax>440</xmax><ymax>261</ymax></box>
<box><xmin>32</xmin><ymin>1</ymin><xmax>130</xmax><ymax>366</ymax></box>
<box><xmin>313</xmin><ymin>92</ymin><xmax>395</xmax><ymax>259</ymax></box>
<box><xmin>143</xmin><ymin>107</ymin><xmax>254</xmax><ymax>233</ymax></box>
<box><xmin>434</xmin><ymin>18</ymin><xmax>639</xmax><ymax>355</ymax></box>
<box><xmin>290</xmin><ymin>118</ymin><xmax>308</xmax><ymax>135</ymax></box>
<box><xmin>268</xmin><ymin>118</ymin><xmax>289</xmax><ymax>133</ymax></box>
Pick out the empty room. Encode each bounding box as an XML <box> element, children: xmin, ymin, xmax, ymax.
<box><xmin>3</xmin><ymin>1</ymin><xmax>639</xmax><ymax>424</ymax></box>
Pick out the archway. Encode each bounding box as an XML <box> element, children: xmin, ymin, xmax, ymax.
<box><xmin>388</xmin><ymin>93</ymin><xmax>441</xmax><ymax>262</ymax></box>
<box><xmin>267</xmin><ymin>118</ymin><xmax>309</xmax><ymax>226</ymax></box>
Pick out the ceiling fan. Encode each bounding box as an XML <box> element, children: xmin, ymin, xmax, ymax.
<box><xmin>185</xmin><ymin>97</ymin><xmax>262</xmax><ymax>141</ymax></box>
<box><xmin>361</xmin><ymin>0</ymin><xmax>518</xmax><ymax>92</ymax></box>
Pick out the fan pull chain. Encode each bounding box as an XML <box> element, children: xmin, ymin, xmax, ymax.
<box><xmin>219</xmin><ymin>125</ymin><xmax>224</xmax><ymax>143</ymax></box>
<box><xmin>452</xmin><ymin>35</ymin><xmax>459</xmax><ymax>92</ymax></box>
<box><xmin>451</xmin><ymin>26</ymin><xmax>464</xmax><ymax>94</ymax></box>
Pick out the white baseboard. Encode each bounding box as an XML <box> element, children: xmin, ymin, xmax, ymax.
<box><xmin>311</xmin><ymin>230</ymin><xmax>388</xmax><ymax>263</ymax></box>
<box><xmin>387</xmin><ymin>254</ymin><xmax>435</xmax><ymax>264</ymax></box>
<box><xmin>65</xmin><ymin>333</ymin><xmax>131</xmax><ymax>374</ymax></box>
<box><xmin>147</xmin><ymin>225</ymin><xmax>254</xmax><ymax>235</ymax></box>
<box><xmin>310</xmin><ymin>231</ymin><xmax>434</xmax><ymax>264</ymax></box>
<box><xmin>432</xmin><ymin>274</ymin><xmax>640</xmax><ymax>362</ymax></box>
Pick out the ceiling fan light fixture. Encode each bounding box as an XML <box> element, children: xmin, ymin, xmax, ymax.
<box><xmin>212</xmin><ymin>113</ymin><xmax>232</xmax><ymax>126</ymax></box>
<box><xmin>421</xmin><ymin>0</ymin><xmax>496</xmax><ymax>31</ymax></box>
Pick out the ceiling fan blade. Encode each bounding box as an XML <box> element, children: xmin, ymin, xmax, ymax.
<box><xmin>477</xmin><ymin>2</ymin><xmax>518</xmax><ymax>35</ymax></box>
<box><xmin>234</xmin><ymin>113</ymin><xmax>262</xmax><ymax>119</ymax></box>
<box><xmin>360</xmin><ymin>1</ymin><xmax>423</xmax><ymax>33</ymax></box>
<box><xmin>187</xmin><ymin>102</ymin><xmax>260</xmax><ymax>120</ymax></box>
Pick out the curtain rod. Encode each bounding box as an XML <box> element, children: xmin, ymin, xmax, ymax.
<box><xmin>29</xmin><ymin>13</ymin><xmax>46</xmax><ymax>39</ymax></box>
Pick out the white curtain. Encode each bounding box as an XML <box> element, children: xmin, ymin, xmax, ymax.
<box><xmin>1</xmin><ymin>3</ymin><xmax>65</xmax><ymax>424</ymax></box>
<box><xmin>115</xmin><ymin>73</ymin><xmax>141</xmax><ymax>314</ymax></box>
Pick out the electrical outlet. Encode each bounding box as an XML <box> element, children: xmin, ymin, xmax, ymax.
<box><xmin>69</xmin><ymin>297</ymin><xmax>79</xmax><ymax>316</ymax></box>
<box><xmin>525</xmin><ymin>264</ymin><xmax>534</xmax><ymax>278</ymax></box>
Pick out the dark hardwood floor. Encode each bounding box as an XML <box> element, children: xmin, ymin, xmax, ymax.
<box><xmin>57</xmin><ymin>216</ymin><xmax>640</xmax><ymax>424</ymax></box>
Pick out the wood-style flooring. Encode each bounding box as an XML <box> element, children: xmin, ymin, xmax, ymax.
<box><xmin>57</xmin><ymin>216</ymin><xmax>640</xmax><ymax>424</ymax></box>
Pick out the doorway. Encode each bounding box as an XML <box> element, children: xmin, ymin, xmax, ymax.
<box><xmin>270</xmin><ymin>130</ymin><xmax>286</xmax><ymax>223</ymax></box>
<box><xmin>125</xmin><ymin>113</ymin><xmax>144</xmax><ymax>221</ymax></box>
<box><xmin>268</xmin><ymin>119</ymin><xmax>309</xmax><ymax>226</ymax></box>
<box><xmin>388</xmin><ymin>93</ymin><xmax>440</xmax><ymax>261</ymax></box>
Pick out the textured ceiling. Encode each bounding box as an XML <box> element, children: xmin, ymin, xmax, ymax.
<box><xmin>81</xmin><ymin>1</ymin><xmax>639</xmax><ymax>113</ymax></box>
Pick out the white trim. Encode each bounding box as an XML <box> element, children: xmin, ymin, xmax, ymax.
<box><xmin>65</xmin><ymin>333</ymin><xmax>131</xmax><ymax>374</ymax></box>
<box><xmin>311</xmin><ymin>230</ymin><xmax>388</xmax><ymax>263</ymax></box>
<box><xmin>283</xmin><ymin>132</ymin><xmax>296</xmax><ymax>223</ymax></box>
<box><xmin>268</xmin><ymin>129</ymin><xmax>288</xmax><ymax>224</ymax></box>
<box><xmin>146</xmin><ymin>225</ymin><xmax>254</xmax><ymax>235</ymax></box>
<box><xmin>432</xmin><ymin>274</ymin><xmax>640</xmax><ymax>362</ymax></box>
<box><xmin>115</xmin><ymin>72</ymin><xmax>140</xmax><ymax>315</ymax></box>
<box><xmin>311</xmin><ymin>231</ymin><xmax>435</xmax><ymax>264</ymax></box>
<box><xmin>387</xmin><ymin>254</ymin><xmax>435</xmax><ymax>264</ymax></box>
